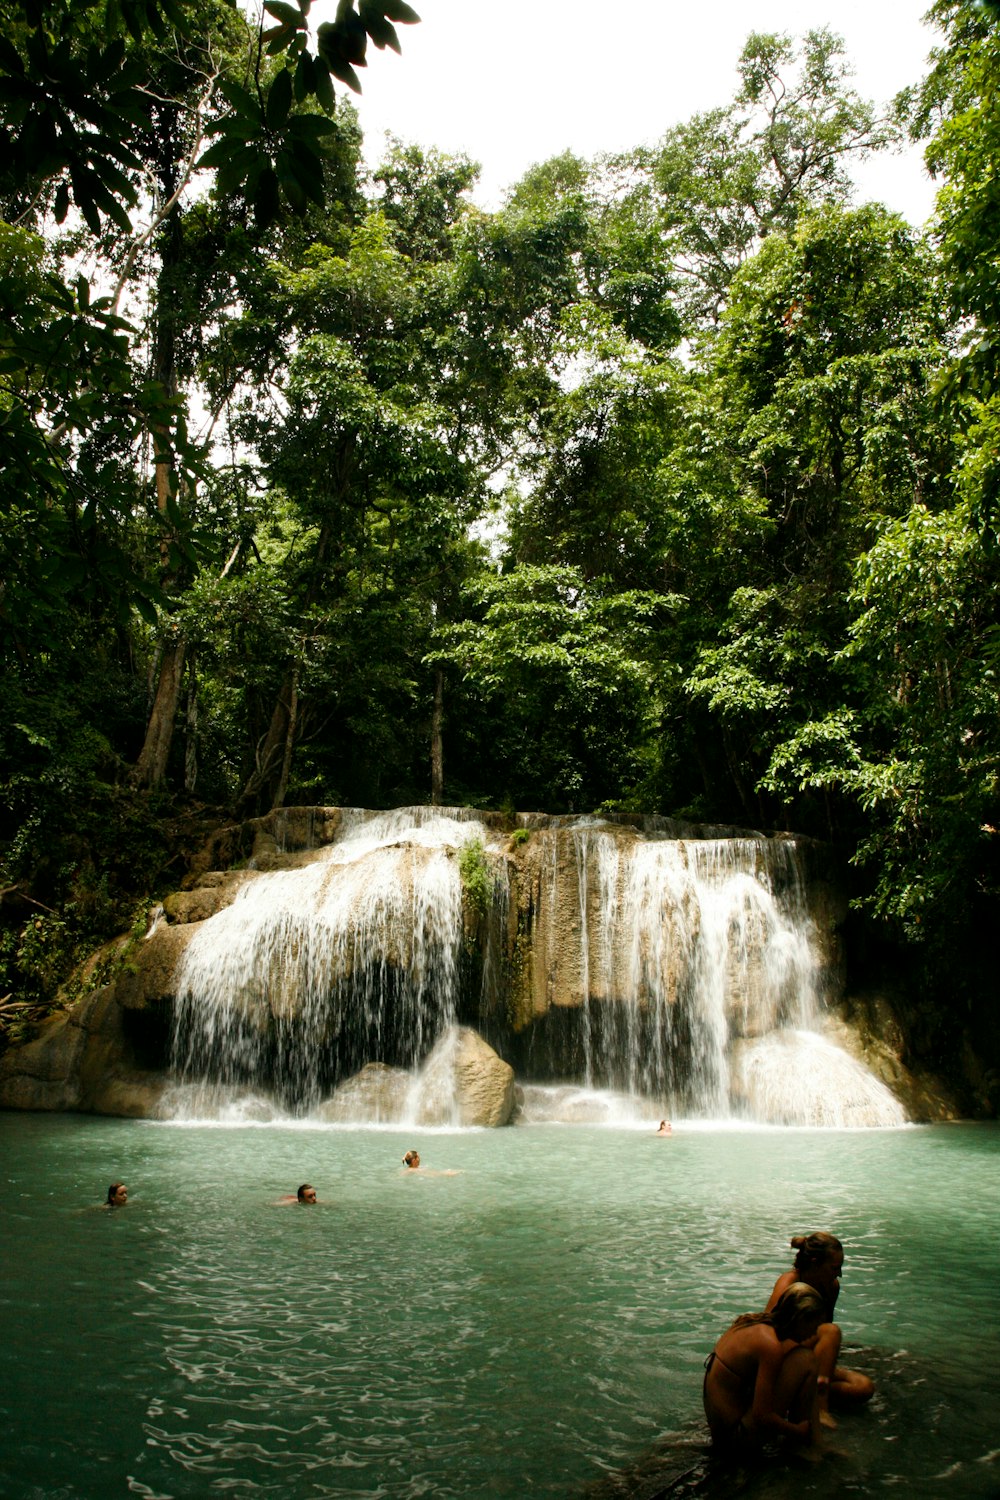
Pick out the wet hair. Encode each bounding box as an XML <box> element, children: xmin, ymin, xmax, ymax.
<box><xmin>770</xmin><ymin>1282</ymin><xmax>827</xmax><ymax>1340</ymax></box>
<box><xmin>402</xmin><ymin>1151</ymin><xmax>419</xmax><ymax>1167</ymax></box>
<box><xmin>791</xmin><ymin>1232</ymin><xmax>843</xmax><ymax>1272</ymax></box>
<box><xmin>732</xmin><ymin>1282</ymin><xmax>827</xmax><ymax>1341</ymax></box>
<box><xmin>297</xmin><ymin>1184</ymin><xmax>315</xmax><ymax>1201</ymax></box>
<box><xmin>107</xmin><ymin>1182</ymin><xmax>125</xmax><ymax>1205</ymax></box>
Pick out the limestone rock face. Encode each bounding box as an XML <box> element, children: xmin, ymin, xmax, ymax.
<box><xmin>162</xmin><ymin>873</ymin><xmax>248</xmax><ymax>925</ymax></box>
<box><xmin>114</xmin><ymin>922</ymin><xmax>198</xmax><ymax>1009</ymax></box>
<box><xmin>0</xmin><ymin>986</ymin><xmax>166</xmax><ymax>1117</ymax></box>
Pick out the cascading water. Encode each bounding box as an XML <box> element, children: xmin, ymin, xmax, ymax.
<box><xmin>168</xmin><ymin>808</ymin><xmax>486</xmax><ymax>1118</ymax></box>
<box><xmin>515</xmin><ymin>820</ymin><xmax>905</xmax><ymax>1126</ymax></box>
<box><xmin>163</xmin><ymin>806</ymin><xmax>906</xmax><ymax>1127</ymax></box>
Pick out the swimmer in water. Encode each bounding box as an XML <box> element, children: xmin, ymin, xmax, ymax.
<box><xmin>105</xmin><ymin>1182</ymin><xmax>127</xmax><ymax>1208</ymax></box>
<box><xmin>656</xmin><ymin>1120</ymin><xmax>672</xmax><ymax>1135</ymax></box>
<box><xmin>276</xmin><ymin>1184</ymin><xmax>318</xmax><ymax>1204</ymax></box>
<box><xmin>401</xmin><ymin>1150</ymin><xmax>460</xmax><ymax>1176</ymax></box>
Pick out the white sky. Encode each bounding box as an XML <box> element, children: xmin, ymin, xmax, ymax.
<box><xmin>315</xmin><ymin>0</ymin><xmax>941</xmax><ymax>226</ymax></box>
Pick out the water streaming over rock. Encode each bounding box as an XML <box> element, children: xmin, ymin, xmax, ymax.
<box><xmin>166</xmin><ymin>807</ymin><xmax>906</xmax><ymax>1126</ymax></box>
<box><xmin>555</xmin><ymin>827</ymin><xmax>851</xmax><ymax>1108</ymax></box>
<box><xmin>170</xmin><ymin>808</ymin><xmax>485</xmax><ymax>1116</ymax></box>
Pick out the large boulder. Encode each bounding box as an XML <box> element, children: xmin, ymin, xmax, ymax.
<box><xmin>315</xmin><ymin>1063</ymin><xmax>414</xmax><ymax>1124</ymax></box>
<box><xmin>315</xmin><ymin>1030</ymin><xmax>517</xmax><ymax>1128</ymax></box>
<box><xmin>415</xmin><ymin>1026</ymin><xmax>516</xmax><ymax>1127</ymax></box>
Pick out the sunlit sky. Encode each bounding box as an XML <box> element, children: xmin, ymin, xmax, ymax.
<box><xmin>310</xmin><ymin>0</ymin><xmax>941</xmax><ymax>226</ymax></box>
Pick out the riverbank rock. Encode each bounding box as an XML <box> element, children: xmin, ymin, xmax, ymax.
<box><xmin>0</xmin><ymin>985</ymin><xmax>167</xmax><ymax>1116</ymax></box>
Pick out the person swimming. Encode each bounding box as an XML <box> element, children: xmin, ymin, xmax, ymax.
<box><xmin>401</xmin><ymin>1150</ymin><xmax>459</xmax><ymax>1176</ymax></box>
<box><xmin>275</xmin><ymin>1183</ymin><xmax>318</xmax><ymax>1204</ymax></box>
<box><xmin>105</xmin><ymin>1182</ymin><xmax>127</xmax><ymax>1208</ymax></box>
<box><xmin>765</xmin><ymin>1232</ymin><xmax>874</xmax><ymax>1427</ymax></box>
<box><xmin>703</xmin><ymin>1282</ymin><xmax>827</xmax><ymax>1451</ymax></box>
<box><xmin>656</xmin><ymin>1121</ymin><xmax>672</xmax><ymax>1135</ymax></box>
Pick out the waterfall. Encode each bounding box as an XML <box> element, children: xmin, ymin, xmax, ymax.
<box><xmin>551</xmin><ymin>829</ymin><xmax>820</xmax><ymax>1112</ymax></box>
<box><xmin>518</xmin><ymin>820</ymin><xmax>904</xmax><ymax>1127</ymax></box>
<box><xmin>164</xmin><ymin>807</ymin><xmax>906</xmax><ymax>1127</ymax></box>
<box><xmin>169</xmin><ymin>809</ymin><xmax>487</xmax><ymax>1116</ymax></box>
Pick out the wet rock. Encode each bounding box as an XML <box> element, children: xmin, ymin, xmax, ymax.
<box><xmin>162</xmin><ymin>875</ymin><xmax>247</xmax><ymax>924</ymax></box>
<box><xmin>315</xmin><ymin>1063</ymin><xmax>414</xmax><ymax>1124</ymax></box>
<box><xmin>416</xmin><ymin>1026</ymin><xmax>516</xmax><ymax>1127</ymax></box>
<box><xmin>114</xmin><ymin>922</ymin><xmax>197</xmax><ymax>1009</ymax></box>
<box><xmin>0</xmin><ymin>986</ymin><xmax>166</xmax><ymax>1116</ymax></box>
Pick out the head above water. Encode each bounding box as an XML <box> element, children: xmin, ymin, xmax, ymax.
<box><xmin>402</xmin><ymin>1151</ymin><xmax>420</xmax><ymax>1169</ymax></box>
<box><xmin>791</xmin><ymin>1232</ymin><xmax>843</xmax><ymax>1272</ymax></box>
<box><xmin>769</xmin><ymin>1282</ymin><xmax>827</xmax><ymax>1342</ymax></box>
<box><xmin>107</xmin><ymin>1182</ymin><xmax>127</xmax><ymax>1207</ymax></box>
<box><xmin>297</xmin><ymin>1184</ymin><xmax>316</xmax><ymax>1204</ymax></box>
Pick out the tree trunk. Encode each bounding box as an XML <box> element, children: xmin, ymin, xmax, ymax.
<box><xmin>272</xmin><ymin>669</ymin><xmax>299</xmax><ymax>810</ymax></box>
<box><xmin>132</xmin><ymin>188</ymin><xmax>186</xmax><ymax>790</ymax></box>
<box><xmin>184</xmin><ymin>653</ymin><xmax>198</xmax><ymax>794</ymax></box>
<box><xmin>431</xmin><ymin>668</ymin><xmax>445</xmax><ymax>805</ymax></box>
<box><xmin>132</xmin><ymin>636</ymin><xmax>186</xmax><ymax>789</ymax></box>
<box><xmin>240</xmin><ymin>666</ymin><xmax>300</xmax><ymax>813</ymax></box>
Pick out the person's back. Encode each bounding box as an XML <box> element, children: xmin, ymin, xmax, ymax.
<box><xmin>703</xmin><ymin>1285</ymin><xmax>826</xmax><ymax>1450</ymax></box>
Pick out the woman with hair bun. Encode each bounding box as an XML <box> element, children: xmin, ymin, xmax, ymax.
<box><xmin>766</xmin><ymin>1232</ymin><xmax>874</xmax><ymax>1426</ymax></box>
<box><xmin>703</xmin><ymin>1282</ymin><xmax>826</xmax><ymax>1450</ymax></box>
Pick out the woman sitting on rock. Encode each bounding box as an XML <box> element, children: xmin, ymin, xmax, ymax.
<box><xmin>703</xmin><ymin>1282</ymin><xmax>827</xmax><ymax>1451</ymax></box>
<box><xmin>765</xmin><ymin>1231</ymin><xmax>874</xmax><ymax>1426</ymax></box>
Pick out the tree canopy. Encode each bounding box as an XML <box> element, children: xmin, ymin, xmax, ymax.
<box><xmin>1</xmin><ymin>8</ymin><xmax>998</xmax><ymax>1101</ymax></box>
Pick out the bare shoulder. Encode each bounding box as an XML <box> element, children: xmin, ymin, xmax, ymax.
<box><xmin>765</xmin><ymin>1270</ymin><xmax>796</xmax><ymax>1311</ymax></box>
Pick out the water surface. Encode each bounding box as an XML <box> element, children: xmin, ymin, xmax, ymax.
<box><xmin>1</xmin><ymin>1114</ymin><xmax>997</xmax><ymax>1499</ymax></box>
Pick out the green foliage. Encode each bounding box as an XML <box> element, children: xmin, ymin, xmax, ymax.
<box><xmin>646</xmin><ymin>28</ymin><xmax>898</xmax><ymax>328</ymax></box>
<box><xmin>458</xmin><ymin>835</ymin><xmax>492</xmax><ymax>917</ymax></box>
<box><xmin>429</xmin><ymin>565</ymin><xmax>674</xmax><ymax>810</ymax></box>
<box><xmin>0</xmin><ymin>0</ymin><xmax>421</xmax><ymax>231</ymax></box>
<box><xmin>911</xmin><ymin>2</ymin><xmax>1000</xmax><ymax>533</ymax></box>
<box><xmin>1</xmin><ymin>15</ymin><xmax>998</xmax><ymax>1079</ymax></box>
